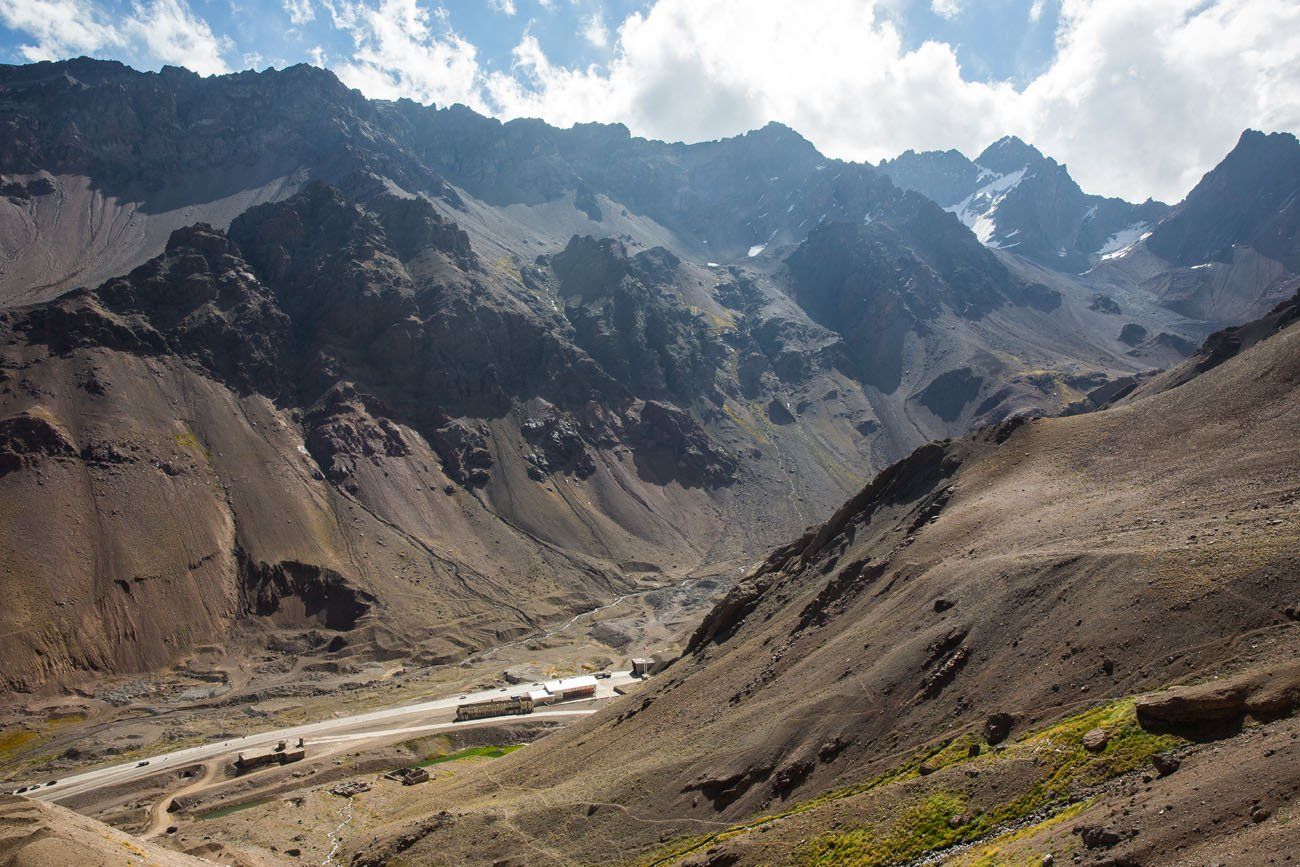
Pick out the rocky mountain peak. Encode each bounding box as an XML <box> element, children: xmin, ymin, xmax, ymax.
<box><xmin>1146</xmin><ymin>128</ymin><xmax>1300</xmax><ymax>270</ymax></box>
<box><xmin>744</xmin><ymin>120</ymin><xmax>815</xmax><ymax>150</ymax></box>
<box><xmin>162</xmin><ymin>222</ymin><xmax>241</xmax><ymax>259</ymax></box>
<box><xmin>975</xmin><ymin>134</ymin><xmax>1049</xmax><ymax>174</ymax></box>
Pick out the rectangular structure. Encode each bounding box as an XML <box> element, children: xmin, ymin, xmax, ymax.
<box><xmin>455</xmin><ymin>694</ymin><xmax>535</xmax><ymax>722</ymax></box>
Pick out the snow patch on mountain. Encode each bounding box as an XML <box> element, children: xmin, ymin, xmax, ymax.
<box><xmin>945</xmin><ymin>167</ymin><xmax>1027</xmax><ymax>246</ymax></box>
<box><xmin>1098</xmin><ymin>222</ymin><xmax>1152</xmax><ymax>261</ymax></box>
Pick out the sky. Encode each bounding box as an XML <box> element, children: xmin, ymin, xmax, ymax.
<box><xmin>1</xmin><ymin>0</ymin><xmax>1298</xmax><ymax>204</ymax></box>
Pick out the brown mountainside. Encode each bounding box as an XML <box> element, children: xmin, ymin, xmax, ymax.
<box><xmin>348</xmin><ymin>290</ymin><xmax>1300</xmax><ymax>866</ymax></box>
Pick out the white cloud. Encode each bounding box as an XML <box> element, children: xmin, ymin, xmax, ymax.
<box><xmin>283</xmin><ymin>0</ymin><xmax>315</xmax><ymax>25</ymax></box>
<box><xmin>0</xmin><ymin>0</ymin><xmax>229</xmax><ymax>75</ymax></box>
<box><xmin>327</xmin><ymin>0</ymin><xmax>485</xmax><ymax>108</ymax></box>
<box><xmin>1020</xmin><ymin>0</ymin><xmax>1300</xmax><ymax>200</ymax></box>
<box><xmin>1028</xmin><ymin>0</ymin><xmax>1045</xmax><ymax>21</ymax></box>
<box><xmin>488</xmin><ymin>0</ymin><xmax>517</xmax><ymax>15</ymax></box>
<box><xmin>930</xmin><ymin>0</ymin><xmax>962</xmax><ymax>19</ymax></box>
<box><xmin>581</xmin><ymin>12</ymin><xmax>607</xmax><ymax>48</ymax></box>
<box><xmin>123</xmin><ymin>0</ymin><xmax>231</xmax><ymax>75</ymax></box>
<box><xmin>0</xmin><ymin>0</ymin><xmax>123</xmax><ymax>61</ymax></box>
<box><xmin>485</xmin><ymin>0</ymin><xmax>1012</xmax><ymax>165</ymax></box>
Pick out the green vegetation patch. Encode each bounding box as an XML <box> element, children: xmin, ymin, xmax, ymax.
<box><xmin>418</xmin><ymin>744</ymin><xmax>524</xmax><ymax>767</ymax></box>
<box><xmin>798</xmin><ymin>699</ymin><xmax>1181</xmax><ymax>866</ymax></box>
<box><xmin>644</xmin><ymin>698</ymin><xmax>1182</xmax><ymax>867</ymax></box>
<box><xmin>805</xmin><ymin>791</ymin><xmax>969</xmax><ymax>866</ymax></box>
<box><xmin>954</xmin><ymin>800</ymin><xmax>1091</xmax><ymax>866</ymax></box>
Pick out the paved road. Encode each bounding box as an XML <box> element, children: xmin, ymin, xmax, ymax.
<box><xmin>19</xmin><ymin>672</ymin><xmax>636</xmax><ymax>804</ymax></box>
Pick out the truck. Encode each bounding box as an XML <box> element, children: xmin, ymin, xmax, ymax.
<box><xmin>454</xmin><ymin>694</ymin><xmax>534</xmax><ymax>722</ymax></box>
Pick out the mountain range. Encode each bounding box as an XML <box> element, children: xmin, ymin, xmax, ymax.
<box><xmin>1</xmin><ymin>55</ymin><xmax>1299</xmax><ymax>867</ymax></box>
<box><xmin>1</xmin><ymin>57</ymin><xmax>1299</xmax><ymax>693</ymax></box>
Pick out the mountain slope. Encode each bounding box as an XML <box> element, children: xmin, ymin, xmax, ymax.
<box><xmin>0</xmin><ymin>59</ymin><xmax>467</xmax><ymax>306</ymax></box>
<box><xmin>0</xmin><ymin>794</ymin><xmax>248</xmax><ymax>866</ymax></box>
<box><xmin>0</xmin><ymin>183</ymin><xmax>759</xmax><ymax>692</ymax></box>
<box><xmin>1146</xmin><ymin>130</ymin><xmax>1300</xmax><ymax>271</ymax></box>
<box><xmin>348</xmin><ymin>289</ymin><xmax>1300</xmax><ymax>866</ymax></box>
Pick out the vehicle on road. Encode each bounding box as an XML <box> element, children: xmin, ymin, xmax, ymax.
<box><xmin>137</xmin><ymin>760</ymin><xmax>150</xmax><ymax>767</ymax></box>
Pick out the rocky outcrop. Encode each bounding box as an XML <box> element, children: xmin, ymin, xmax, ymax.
<box><xmin>239</xmin><ymin>556</ymin><xmax>375</xmax><ymax>631</ymax></box>
<box><xmin>428</xmin><ymin>419</ymin><xmax>494</xmax><ymax>487</ymax></box>
<box><xmin>304</xmin><ymin>386</ymin><xmax>412</xmax><ymax>484</ymax></box>
<box><xmin>630</xmin><ymin>401</ymin><xmax>737</xmax><ymax>488</ymax></box>
<box><xmin>549</xmin><ymin>237</ymin><xmax>729</xmax><ymax>404</ymax></box>
<box><xmin>522</xmin><ymin>413</ymin><xmax>596</xmax><ymax>479</ymax></box>
<box><xmin>1135</xmin><ymin>661</ymin><xmax>1300</xmax><ymax>729</ymax></box>
<box><xmin>17</xmin><ymin>224</ymin><xmax>289</xmax><ymax>394</ymax></box>
<box><xmin>0</xmin><ymin>412</ymin><xmax>76</xmax><ymax>475</ymax></box>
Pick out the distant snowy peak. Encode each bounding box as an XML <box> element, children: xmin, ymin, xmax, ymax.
<box><xmin>974</xmin><ymin>136</ymin><xmax>1048</xmax><ymax>176</ymax></box>
<box><xmin>879</xmin><ymin>137</ymin><xmax>1168</xmax><ymax>274</ymax></box>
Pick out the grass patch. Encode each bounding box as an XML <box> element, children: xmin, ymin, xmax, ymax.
<box><xmin>195</xmin><ymin>797</ymin><xmax>275</xmax><ymax>821</ymax></box>
<box><xmin>722</xmin><ymin>402</ymin><xmax>771</xmax><ymax>445</ymax></box>
<box><xmin>45</xmin><ymin>711</ymin><xmax>87</xmax><ymax>725</ymax></box>
<box><xmin>953</xmin><ymin>800</ymin><xmax>1091</xmax><ymax>866</ymax></box>
<box><xmin>418</xmin><ymin>745</ymin><xmax>524</xmax><ymax>767</ymax></box>
<box><xmin>0</xmin><ymin>730</ymin><xmax>38</xmax><ymax>760</ymax></box>
<box><xmin>644</xmin><ymin>699</ymin><xmax>1181</xmax><ymax>867</ymax></box>
<box><xmin>798</xmin><ymin>699</ymin><xmax>1180</xmax><ymax>865</ymax></box>
<box><xmin>805</xmin><ymin>791</ymin><xmax>969</xmax><ymax>866</ymax></box>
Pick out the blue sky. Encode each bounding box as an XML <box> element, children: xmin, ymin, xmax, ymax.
<box><xmin>1</xmin><ymin>0</ymin><xmax>1297</xmax><ymax>203</ymax></box>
